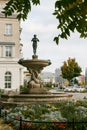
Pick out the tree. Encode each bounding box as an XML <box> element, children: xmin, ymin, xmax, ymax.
<box><xmin>2</xmin><ymin>0</ymin><xmax>87</xmax><ymax>44</ymax></box>
<box><xmin>73</xmin><ymin>78</ymin><xmax>78</xmax><ymax>85</ymax></box>
<box><xmin>61</xmin><ymin>58</ymin><xmax>82</xmax><ymax>82</ymax></box>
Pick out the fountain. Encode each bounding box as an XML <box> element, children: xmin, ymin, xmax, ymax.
<box><xmin>18</xmin><ymin>34</ymin><xmax>51</xmax><ymax>94</ymax></box>
<box><xmin>1</xmin><ymin>35</ymin><xmax>72</xmax><ymax>105</ymax></box>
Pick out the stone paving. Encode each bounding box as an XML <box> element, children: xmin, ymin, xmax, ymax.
<box><xmin>68</xmin><ymin>92</ymin><xmax>87</xmax><ymax>101</ymax></box>
<box><xmin>0</xmin><ymin>119</ymin><xmax>14</xmax><ymax>130</ymax></box>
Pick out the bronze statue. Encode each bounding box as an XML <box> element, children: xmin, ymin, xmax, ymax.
<box><xmin>31</xmin><ymin>34</ymin><xmax>39</xmax><ymax>55</ymax></box>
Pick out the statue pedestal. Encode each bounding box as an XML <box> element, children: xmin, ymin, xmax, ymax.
<box><xmin>28</xmin><ymin>87</ymin><xmax>48</xmax><ymax>94</ymax></box>
<box><xmin>32</xmin><ymin>55</ymin><xmax>38</xmax><ymax>59</ymax></box>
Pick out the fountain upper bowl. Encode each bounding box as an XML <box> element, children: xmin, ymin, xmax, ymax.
<box><xmin>18</xmin><ymin>58</ymin><xmax>51</xmax><ymax>70</ymax></box>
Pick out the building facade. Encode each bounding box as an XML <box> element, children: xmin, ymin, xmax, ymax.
<box><xmin>55</xmin><ymin>68</ymin><xmax>68</xmax><ymax>87</ymax></box>
<box><xmin>40</xmin><ymin>72</ymin><xmax>55</xmax><ymax>84</ymax></box>
<box><xmin>0</xmin><ymin>0</ymin><xmax>24</xmax><ymax>92</ymax></box>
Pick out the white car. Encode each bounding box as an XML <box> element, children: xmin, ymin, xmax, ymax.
<box><xmin>74</xmin><ymin>86</ymin><xmax>85</xmax><ymax>92</ymax></box>
<box><xmin>64</xmin><ymin>86</ymin><xmax>74</xmax><ymax>92</ymax></box>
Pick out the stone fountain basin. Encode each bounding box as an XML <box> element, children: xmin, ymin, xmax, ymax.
<box><xmin>1</xmin><ymin>93</ymin><xmax>73</xmax><ymax>105</ymax></box>
<box><xmin>18</xmin><ymin>59</ymin><xmax>51</xmax><ymax>70</ymax></box>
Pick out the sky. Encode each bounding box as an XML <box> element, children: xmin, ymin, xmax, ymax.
<box><xmin>20</xmin><ymin>0</ymin><xmax>87</xmax><ymax>75</ymax></box>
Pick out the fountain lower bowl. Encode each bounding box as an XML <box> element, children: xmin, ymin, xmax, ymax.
<box><xmin>1</xmin><ymin>92</ymin><xmax>72</xmax><ymax>106</ymax></box>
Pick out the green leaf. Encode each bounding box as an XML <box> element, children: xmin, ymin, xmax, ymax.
<box><xmin>32</xmin><ymin>0</ymin><xmax>40</xmax><ymax>5</ymax></box>
<box><xmin>12</xmin><ymin>4</ymin><xmax>17</xmax><ymax>10</ymax></box>
<box><xmin>61</xmin><ymin>32</ymin><xmax>67</xmax><ymax>39</ymax></box>
<box><xmin>55</xmin><ymin>1</ymin><xmax>61</xmax><ymax>10</ymax></box>
<box><xmin>53</xmin><ymin>37</ymin><xmax>59</xmax><ymax>45</ymax></box>
<box><xmin>68</xmin><ymin>22</ymin><xmax>75</xmax><ymax>32</ymax></box>
<box><xmin>65</xmin><ymin>28</ymin><xmax>70</xmax><ymax>36</ymax></box>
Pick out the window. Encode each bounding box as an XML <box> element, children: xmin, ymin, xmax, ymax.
<box><xmin>5</xmin><ymin>24</ymin><xmax>12</xmax><ymax>35</ymax></box>
<box><xmin>5</xmin><ymin>72</ymin><xmax>12</xmax><ymax>88</ymax></box>
<box><xmin>5</xmin><ymin>46</ymin><xmax>12</xmax><ymax>57</ymax></box>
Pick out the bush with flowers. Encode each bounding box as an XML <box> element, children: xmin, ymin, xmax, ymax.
<box><xmin>2</xmin><ymin>100</ymin><xmax>87</xmax><ymax>130</ymax></box>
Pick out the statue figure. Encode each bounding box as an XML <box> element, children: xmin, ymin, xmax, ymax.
<box><xmin>31</xmin><ymin>34</ymin><xmax>39</xmax><ymax>55</ymax></box>
<box><xmin>28</xmin><ymin>68</ymin><xmax>43</xmax><ymax>89</ymax></box>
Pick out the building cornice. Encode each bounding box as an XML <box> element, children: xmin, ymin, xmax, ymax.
<box><xmin>0</xmin><ymin>41</ymin><xmax>15</xmax><ymax>45</ymax></box>
<box><xmin>0</xmin><ymin>13</ymin><xmax>18</xmax><ymax>19</ymax></box>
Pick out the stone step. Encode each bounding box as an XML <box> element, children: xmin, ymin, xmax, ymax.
<box><xmin>1</xmin><ymin>93</ymin><xmax>73</xmax><ymax>105</ymax></box>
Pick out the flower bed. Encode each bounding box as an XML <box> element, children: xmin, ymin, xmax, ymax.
<box><xmin>2</xmin><ymin>100</ymin><xmax>87</xmax><ymax>130</ymax></box>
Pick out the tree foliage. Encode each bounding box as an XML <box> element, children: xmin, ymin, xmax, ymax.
<box><xmin>2</xmin><ymin>0</ymin><xmax>87</xmax><ymax>44</ymax></box>
<box><xmin>61</xmin><ymin>58</ymin><xmax>82</xmax><ymax>81</ymax></box>
<box><xmin>53</xmin><ymin>0</ymin><xmax>87</xmax><ymax>44</ymax></box>
<box><xmin>2</xmin><ymin>0</ymin><xmax>40</xmax><ymax>20</ymax></box>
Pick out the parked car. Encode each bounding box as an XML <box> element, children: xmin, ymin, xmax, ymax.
<box><xmin>64</xmin><ymin>86</ymin><xmax>75</xmax><ymax>92</ymax></box>
<box><xmin>64</xmin><ymin>85</ymin><xmax>86</xmax><ymax>92</ymax></box>
<box><xmin>74</xmin><ymin>86</ymin><xmax>85</xmax><ymax>92</ymax></box>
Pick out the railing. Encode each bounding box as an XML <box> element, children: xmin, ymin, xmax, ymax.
<box><xmin>0</xmin><ymin>107</ymin><xmax>87</xmax><ymax>130</ymax></box>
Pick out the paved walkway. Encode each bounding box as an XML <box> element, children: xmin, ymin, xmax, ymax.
<box><xmin>0</xmin><ymin>119</ymin><xmax>14</xmax><ymax>130</ymax></box>
<box><xmin>68</xmin><ymin>92</ymin><xmax>87</xmax><ymax>101</ymax></box>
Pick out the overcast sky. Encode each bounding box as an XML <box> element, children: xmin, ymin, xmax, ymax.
<box><xmin>20</xmin><ymin>0</ymin><xmax>87</xmax><ymax>74</ymax></box>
